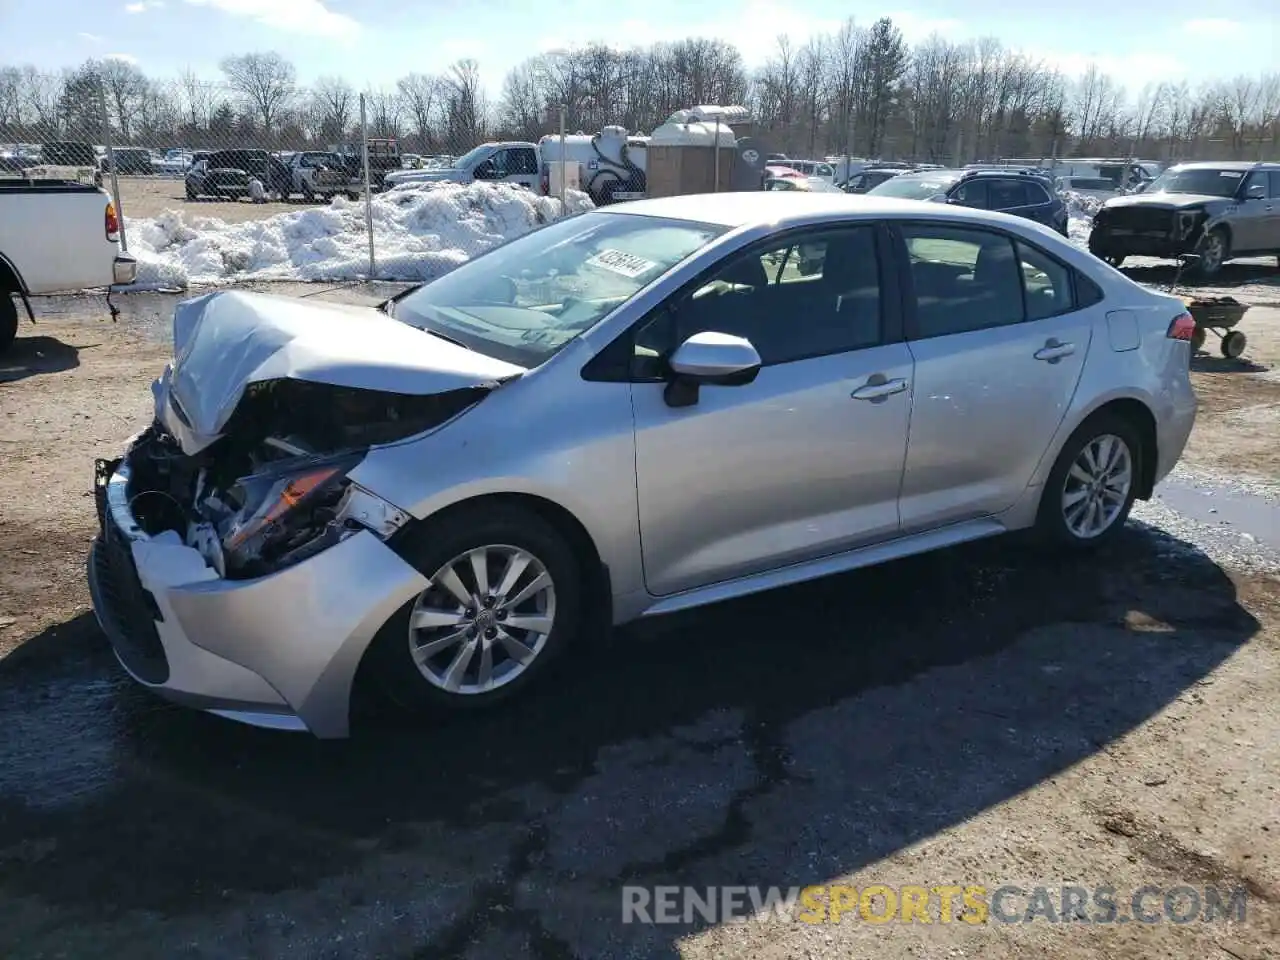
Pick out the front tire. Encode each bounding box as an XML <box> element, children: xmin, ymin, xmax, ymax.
<box><xmin>1193</xmin><ymin>228</ymin><xmax>1228</xmax><ymax>278</ymax></box>
<box><xmin>1037</xmin><ymin>413</ymin><xmax>1142</xmax><ymax>549</ymax></box>
<box><xmin>368</xmin><ymin>504</ymin><xmax>584</xmax><ymax>712</ymax></box>
<box><xmin>0</xmin><ymin>295</ymin><xmax>18</xmax><ymax>355</ymax></box>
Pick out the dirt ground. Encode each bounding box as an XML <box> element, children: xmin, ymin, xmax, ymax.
<box><xmin>113</xmin><ymin>174</ymin><xmax>333</xmax><ymax>223</ymax></box>
<box><xmin>1</xmin><ymin>284</ymin><xmax>1279</xmax><ymax>959</ymax></box>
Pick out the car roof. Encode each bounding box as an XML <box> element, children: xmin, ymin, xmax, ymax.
<box><xmin>608</xmin><ymin>191</ymin><xmax>1043</xmax><ymax>229</ymax></box>
<box><xmin>1170</xmin><ymin>160</ymin><xmax>1276</xmax><ymax>171</ymax></box>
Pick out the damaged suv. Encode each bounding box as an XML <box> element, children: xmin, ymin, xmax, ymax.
<box><xmin>90</xmin><ymin>193</ymin><xmax>1197</xmax><ymax>737</ymax></box>
<box><xmin>1088</xmin><ymin>161</ymin><xmax>1280</xmax><ymax>276</ymax></box>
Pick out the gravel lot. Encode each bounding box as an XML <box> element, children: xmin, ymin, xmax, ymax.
<box><xmin>1</xmin><ymin>274</ymin><xmax>1279</xmax><ymax>959</ymax></box>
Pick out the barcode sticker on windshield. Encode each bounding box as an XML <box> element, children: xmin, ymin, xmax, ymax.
<box><xmin>586</xmin><ymin>249</ymin><xmax>658</xmax><ymax>278</ymax></box>
<box><xmin>1220</xmin><ymin>171</ymin><xmax>1243</xmax><ymax>178</ymax></box>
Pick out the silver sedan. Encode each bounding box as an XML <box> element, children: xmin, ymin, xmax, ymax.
<box><xmin>89</xmin><ymin>192</ymin><xmax>1198</xmax><ymax>736</ymax></box>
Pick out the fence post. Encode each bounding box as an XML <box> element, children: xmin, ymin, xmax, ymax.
<box><xmin>359</xmin><ymin>93</ymin><xmax>376</xmax><ymax>280</ymax></box>
<box><xmin>96</xmin><ymin>74</ymin><xmax>127</xmax><ymax>252</ymax></box>
<box><xmin>558</xmin><ymin>105</ymin><xmax>566</xmax><ymax>208</ymax></box>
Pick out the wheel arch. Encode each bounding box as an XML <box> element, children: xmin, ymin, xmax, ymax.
<box><xmin>0</xmin><ymin>251</ymin><xmax>28</xmax><ymax>295</ymax></box>
<box><xmin>387</xmin><ymin>491</ymin><xmax>614</xmax><ymax>633</ymax></box>
<box><xmin>1046</xmin><ymin>396</ymin><xmax>1159</xmax><ymax>500</ymax></box>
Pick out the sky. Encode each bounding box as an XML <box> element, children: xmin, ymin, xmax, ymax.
<box><xmin>3</xmin><ymin>0</ymin><xmax>1277</xmax><ymax>98</ymax></box>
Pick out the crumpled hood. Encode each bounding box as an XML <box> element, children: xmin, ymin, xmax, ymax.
<box><xmin>153</xmin><ymin>290</ymin><xmax>523</xmax><ymax>454</ymax></box>
<box><xmin>1102</xmin><ymin>193</ymin><xmax>1225</xmax><ymax>212</ymax></box>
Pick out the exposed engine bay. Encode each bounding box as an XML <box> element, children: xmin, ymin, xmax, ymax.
<box><xmin>124</xmin><ymin>379</ymin><xmax>487</xmax><ymax>579</ymax></box>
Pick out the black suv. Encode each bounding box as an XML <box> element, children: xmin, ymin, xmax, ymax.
<box><xmin>867</xmin><ymin>167</ymin><xmax>1069</xmax><ymax>235</ymax></box>
<box><xmin>1088</xmin><ymin>161</ymin><xmax>1280</xmax><ymax>277</ymax></box>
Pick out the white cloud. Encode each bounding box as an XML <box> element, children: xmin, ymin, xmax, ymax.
<box><xmin>104</xmin><ymin>53</ymin><xmax>140</xmax><ymax>65</ymax></box>
<box><xmin>1030</xmin><ymin>48</ymin><xmax>1185</xmax><ymax>91</ymax></box>
<box><xmin>882</xmin><ymin>11</ymin><xmax>965</xmax><ymax>43</ymax></box>
<box><xmin>125</xmin><ymin>0</ymin><xmax>164</xmax><ymax>11</ymax></box>
<box><xmin>536</xmin><ymin>4</ymin><xmax>845</xmax><ymax>67</ymax></box>
<box><xmin>78</xmin><ymin>31</ymin><xmax>104</xmax><ymax>42</ymax></box>
<box><xmin>183</xmin><ymin>0</ymin><xmax>360</xmax><ymax>40</ymax></box>
<box><xmin>1181</xmin><ymin>18</ymin><xmax>1239</xmax><ymax>38</ymax></box>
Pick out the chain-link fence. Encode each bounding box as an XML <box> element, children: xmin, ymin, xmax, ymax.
<box><xmin>0</xmin><ymin>70</ymin><xmax>593</xmax><ymax>290</ymax></box>
<box><xmin>3</xmin><ymin>58</ymin><xmax>1278</xmax><ymax>291</ymax></box>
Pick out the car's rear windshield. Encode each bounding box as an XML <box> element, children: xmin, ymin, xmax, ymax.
<box><xmin>1148</xmin><ymin>168</ymin><xmax>1246</xmax><ymax>197</ymax></box>
<box><xmin>868</xmin><ymin>173</ymin><xmax>961</xmax><ymax>200</ymax></box>
<box><xmin>392</xmin><ymin>211</ymin><xmax>727</xmax><ymax>368</ymax></box>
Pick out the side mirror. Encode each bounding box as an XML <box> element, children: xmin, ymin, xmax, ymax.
<box><xmin>664</xmin><ymin>331</ymin><xmax>761</xmax><ymax>408</ymax></box>
<box><xmin>1245</xmin><ymin>183</ymin><xmax>1267</xmax><ymax>200</ymax></box>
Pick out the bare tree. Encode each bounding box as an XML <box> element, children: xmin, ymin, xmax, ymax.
<box><xmin>397</xmin><ymin>73</ymin><xmax>440</xmax><ymax>151</ymax></box>
<box><xmin>442</xmin><ymin>59</ymin><xmax>486</xmax><ymax>147</ymax></box>
<box><xmin>311</xmin><ymin>75</ymin><xmax>354</xmax><ymax>142</ymax></box>
<box><xmin>219</xmin><ymin>51</ymin><xmax>296</xmax><ymax>133</ymax></box>
<box><xmin>178</xmin><ymin>69</ymin><xmax>216</xmax><ymax>133</ymax></box>
<box><xmin>98</xmin><ymin>57</ymin><xmax>148</xmax><ymax>140</ymax></box>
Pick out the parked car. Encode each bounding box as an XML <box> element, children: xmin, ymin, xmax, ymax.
<box><xmin>868</xmin><ymin>168</ymin><xmax>1070</xmax><ymax>235</ymax></box>
<box><xmin>90</xmin><ymin>192</ymin><xmax>1197</xmax><ymax>737</ymax></box>
<box><xmin>1088</xmin><ymin>161</ymin><xmax>1280</xmax><ymax>276</ymax></box>
<box><xmin>0</xmin><ymin>178</ymin><xmax>137</xmax><ymax>352</ymax></box>
<box><xmin>842</xmin><ymin>168</ymin><xmax>906</xmax><ymax>193</ymax></box>
<box><xmin>39</xmin><ymin>140</ymin><xmax>97</xmax><ymax>167</ymax></box>
<box><xmin>1055</xmin><ymin>176</ymin><xmax>1124</xmax><ymax>202</ymax></box>
<box><xmin>100</xmin><ymin>148</ymin><xmax>155</xmax><ymax>176</ymax></box>
<box><xmin>185</xmin><ymin>149</ymin><xmax>288</xmax><ymax>201</ymax></box>
<box><xmin>285</xmin><ymin>151</ymin><xmax>361</xmax><ymax>201</ymax></box>
<box><xmin>385</xmin><ymin>141</ymin><xmax>542</xmax><ymax>194</ymax></box>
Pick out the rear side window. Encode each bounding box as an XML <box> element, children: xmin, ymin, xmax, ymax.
<box><xmin>900</xmin><ymin>225</ymin><xmax>1024</xmax><ymax>337</ymax></box>
<box><xmin>988</xmin><ymin>180</ymin><xmax>1028</xmax><ymax>209</ymax></box>
<box><xmin>1270</xmin><ymin>172</ymin><xmax>1280</xmax><ymax>199</ymax></box>
<box><xmin>1016</xmin><ymin>241</ymin><xmax>1073</xmax><ymax>319</ymax></box>
<box><xmin>1024</xmin><ymin>182</ymin><xmax>1052</xmax><ymax>204</ymax></box>
<box><xmin>1075</xmin><ymin>272</ymin><xmax>1105</xmax><ymax>308</ymax></box>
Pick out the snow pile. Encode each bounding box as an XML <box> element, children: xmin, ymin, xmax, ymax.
<box><xmin>1063</xmin><ymin>190</ymin><xmax>1104</xmax><ymax>220</ymax></box>
<box><xmin>124</xmin><ymin>182</ymin><xmax>595</xmax><ymax>289</ymax></box>
<box><xmin>1062</xmin><ymin>190</ymin><xmax>1101</xmax><ymax>248</ymax></box>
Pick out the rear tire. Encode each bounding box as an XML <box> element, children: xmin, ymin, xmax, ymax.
<box><xmin>367</xmin><ymin>504</ymin><xmax>585</xmax><ymax>713</ymax></box>
<box><xmin>1036</xmin><ymin>412</ymin><xmax>1142</xmax><ymax>550</ymax></box>
<box><xmin>0</xmin><ymin>295</ymin><xmax>18</xmax><ymax>355</ymax></box>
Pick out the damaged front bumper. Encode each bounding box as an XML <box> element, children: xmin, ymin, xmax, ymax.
<box><xmin>89</xmin><ymin>454</ymin><xmax>428</xmax><ymax>737</ymax></box>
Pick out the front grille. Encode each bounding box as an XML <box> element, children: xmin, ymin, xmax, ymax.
<box><xmin>1107</xmin><ymin>207</ymin><xmax>1176</xmax><ymax>235</ymax></box>
<box><xmin>93</xmin><ymin>511</ymin><xmax>170</xmax><ymax>685</ymax></box>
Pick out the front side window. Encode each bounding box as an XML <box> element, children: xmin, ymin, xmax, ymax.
<box><xmin>392</xmin><ymin>211</ymin><xmax>725</xmax><ymax>368</ymax></box>
<box><xmin>1242</xmin><ymin>170</ymin><xmax>1268</xmax><ymax>198</ymax></box>
<box><xmin>900</xmin><ymin>224</ymin><xmax>1024</xmax><ymax>337</ymax></box>
<box><xmin>637</xmin><ymin>226</ymin><xmax>883</xmax><ymax>367</ymax></box>
<box><xmin>952</xmin><ymin>180</ymin><xmax>988</xmax><ymax>207</ymax></box>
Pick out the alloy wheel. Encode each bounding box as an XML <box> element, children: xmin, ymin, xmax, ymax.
<box><xmin>1061</xmin><ymin>434</ymin><xmax>1133</xmax><ymax>539</ymax></box>
<box><xmin>407</xmin><ymin>544</ymin><xmax>556</xmax><ymax>695</ymax></box>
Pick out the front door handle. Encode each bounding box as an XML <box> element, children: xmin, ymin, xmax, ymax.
<box><xmin>1034</xmin><ymin>339</ymin><xmax>1075</xmax><ymax>363</ymax></box>
<box><xmin>851</xmin><ymin>377</ymin><xmax>908</xmax><ymax>401</ymax></box>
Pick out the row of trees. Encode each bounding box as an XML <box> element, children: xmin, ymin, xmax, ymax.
<box><xmin>2</xmin><ymin>21</ymin><xmax>1279</xmax><ymax>162</ymax></box>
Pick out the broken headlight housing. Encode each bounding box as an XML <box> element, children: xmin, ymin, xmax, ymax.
<box><xmin>210</xmin><ymin>452</ymin><xmax>408</xmax><ymax>578</ymax></box>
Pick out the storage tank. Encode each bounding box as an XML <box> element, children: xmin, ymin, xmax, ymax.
<box><xmin>646</xmin><ymin>106</ymin><xmax>746</xmax><ymax>198</ymax></box>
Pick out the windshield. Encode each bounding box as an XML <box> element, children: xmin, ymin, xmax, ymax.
<box><xmin>392</xmin><ymin>211</ymin><xmax>726</xmax><ymax>367</ymax></box>
<box><xmin>1148</xmin><ymin>167</ymin><xmax>1245</xmax><ymax>198</ymax></box>
<box><xmin>869</xmin><ymin>173</ymin><xmax>960</xmax><ymax>200</ymax></box>
<box><xmin>452</xmin><ymin>145</ymin><xmax>494</xmax><ymax>170</ymax></box>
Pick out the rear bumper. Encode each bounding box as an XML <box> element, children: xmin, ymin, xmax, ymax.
<box><xmin>113</xmin><ymin>254</ymin><xmax>137</xmax><ymax>286</ymax></box>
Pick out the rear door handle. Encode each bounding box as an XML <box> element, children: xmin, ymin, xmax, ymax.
<box><xmin>1034</xmin><ymin>340</ymin><xmax>1075</xmax><ymax>363</ymax></box>
<box><xmin>851</xmin><ymin>377</ymin><xmax>908</xmax><ymax>401</ymax></box>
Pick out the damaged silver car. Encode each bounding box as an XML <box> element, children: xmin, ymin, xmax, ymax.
<box><xmin>90</xmin><ymin>193</ymin><xmax>1197</xmax><ymax>737</ymax></box>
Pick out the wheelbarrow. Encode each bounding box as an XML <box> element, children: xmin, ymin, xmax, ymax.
<box><xmin>1167</xmin><ymin>253</ymin><xmax>1250</xmax><ymax>359</ymax></box>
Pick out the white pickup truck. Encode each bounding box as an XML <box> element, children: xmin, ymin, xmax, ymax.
<box><xmin>0</xmin><ymin>179</ymin><xmax>138</xmax><ymax>353</ymax></box>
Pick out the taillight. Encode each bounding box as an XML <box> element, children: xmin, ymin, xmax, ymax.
<box><xmin>1167</xmin><ymin>312</ymin><xmax>1196</xmax><ymax>341</ymax></box>
<box><xmin>105</xmin><ymin>201</ymin><xmax>120</xmax><ymax>242</ymax></box>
